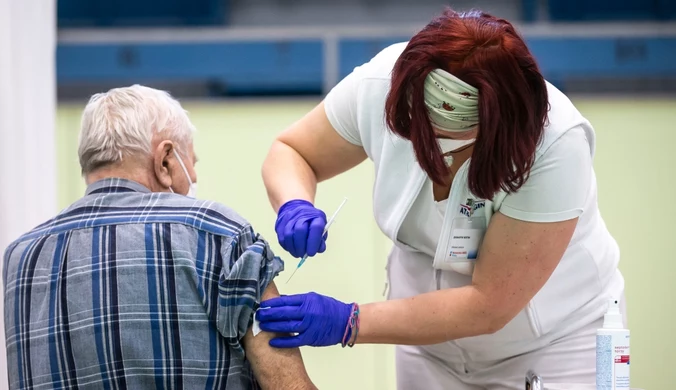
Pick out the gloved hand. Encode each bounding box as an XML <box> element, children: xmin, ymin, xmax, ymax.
<box><xmin>256</xmin><ymin>292</ymin><xmax>353</xmax><ymax>348</ymax></box>
<box><xmin>275</xmin><ymin>199</ymin><xmax>328</xmax><ymax>258</ymax></box>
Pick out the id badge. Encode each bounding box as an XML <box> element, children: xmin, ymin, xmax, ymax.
<box><xmin>448</xmin><ymin>217</ymin><xmax>486</xmax><ymax>260</ymax></box>
<box><xmin>444</xmin><ymin>216</ymin><xmax>486</xmax><ymax>274</ymax></box>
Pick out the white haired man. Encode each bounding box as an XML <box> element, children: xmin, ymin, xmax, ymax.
<box><xmin>3</xmin><ymin>85</ymin><xmax>316</xmax><ymax>390</ymax></box>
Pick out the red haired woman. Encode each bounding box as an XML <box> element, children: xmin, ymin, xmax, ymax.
<box><xmin>258</xmin><ymin>9</ymin><xmax>625</xmax><ymax>388</ymax></box>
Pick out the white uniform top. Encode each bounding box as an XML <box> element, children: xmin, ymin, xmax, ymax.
<box><xmin>324</xmin><ymin>42</ymin><xmax>624</xmax><ymax>361</ymax></box>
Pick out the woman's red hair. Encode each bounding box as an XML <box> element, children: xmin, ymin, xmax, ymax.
<box><xmin>385</xmin><ymin>8</ymin><xmax>549</xmax><ymax>200</ymax></box>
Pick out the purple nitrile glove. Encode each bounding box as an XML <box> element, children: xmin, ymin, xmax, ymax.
<box><xmin>275</xmin><ymin>199</ymin><xmax>328</xmax><ymax>258</ymax></box>
<box><xmin>256</xmin><ymin>292</ymin><xmax>353</xmax><ymax>348</ymax></box>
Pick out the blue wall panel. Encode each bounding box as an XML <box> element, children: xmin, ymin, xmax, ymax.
<box><xmin>57</xmin><ymin>37</ymin><xmax>676</xmax><ymax>94</ymax></box>
<box><xmin>337</xmin><ymin>37</ymin><xmax>676</xmax><ymax>81</ymax></box>
<box><xmin>58</xmin><ymin>41</ymin><xmax>323</xmax><ymax>92</ymax></box>
<box><xmin>526</xmin><ymin>38</ymin><xmax>676</xmax><ymax>78</ymax></box>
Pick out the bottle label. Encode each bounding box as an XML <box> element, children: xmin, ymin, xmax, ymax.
<box><xmin>614</xmin><ymin>344</ymin><xmax>630</xmax><ymax>389</ymax></box>
<box><xmin>596</xmin><ymin>333</ymin><xmax>630</xmax><ymax>390</ymax></box>
<box><xmin>597</xmin><ymin>334</ymin><xmax>613</xmax><ymax>390</ymax></box>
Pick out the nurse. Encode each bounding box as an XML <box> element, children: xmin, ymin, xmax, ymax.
<box><xmin>258</xmin><ymin>8</ymin><xmax>625</xmax><ymax>389</ymax></box>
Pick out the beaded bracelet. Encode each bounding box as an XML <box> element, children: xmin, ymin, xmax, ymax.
<box><xmin>341</xmin><ymin>303</ymin><xmax>360</xmax><ymax>348</ymax></box>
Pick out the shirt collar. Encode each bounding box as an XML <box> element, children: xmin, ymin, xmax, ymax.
<box><xmin>85</xmin><ymin>178</ymin><xmax>153</xmax><ymax>195</ymax></box>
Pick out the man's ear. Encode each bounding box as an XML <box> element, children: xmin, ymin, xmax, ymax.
<box><xmin>154</xmin><ymin>140</ymin><xmax>175</xmax><ymax>189</ymax></box>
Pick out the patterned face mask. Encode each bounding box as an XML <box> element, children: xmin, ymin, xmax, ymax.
<box><xmin>423</xmin><ymin>69</ymin><xmax>479</xmax><ymax>132</ymax></box>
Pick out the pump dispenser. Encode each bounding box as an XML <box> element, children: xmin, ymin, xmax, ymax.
<box><xmin>603</xmin><ymin>299</ymin><xmax>624</xmax><ymax>329</ymax></box>
<box><xmin>596</xmin><ymin>299</ymin><xmax>630</xmax><ymax>390</ymax></box>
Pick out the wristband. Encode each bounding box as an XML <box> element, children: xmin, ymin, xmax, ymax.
<box><xmin>341</xmin><ymin>303</ymin><xmax>360</xmax><ymax>348</ymax></box>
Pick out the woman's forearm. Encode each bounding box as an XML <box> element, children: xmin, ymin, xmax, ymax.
<box><xmin>355</xmin><ymin>286</ymin><xmax>504</xmax><ymax>345</ymax></box>
<box><xmin>262</xmin><ymin>140</ymin><xmax>319</xmax><ymax>212</ymax></box>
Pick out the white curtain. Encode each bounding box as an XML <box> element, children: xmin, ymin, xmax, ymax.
<box><xmin>0</xmin><ymin>0</ymin><xmax>57</xmax><ymax>388</ymax></box>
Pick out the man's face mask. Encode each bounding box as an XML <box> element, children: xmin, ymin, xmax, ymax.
<box><xmin>170</xmin><ymin>149</ymin><xmax>197</xmax><ymax>198</ymax></box>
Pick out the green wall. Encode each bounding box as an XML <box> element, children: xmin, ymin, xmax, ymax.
<box><xmin>56</xmin><ymin>97</ymin><xmax>676</xmax><ymax>389</ymax></box>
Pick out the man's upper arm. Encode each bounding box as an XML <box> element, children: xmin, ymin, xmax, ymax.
<box><xmin>214</xmin><ymin>226</ymin><xmax>315</xmax><ymax>389</ymax></box>
<box><xmin>242</xmin><ymin>281</ymin><xmax>315</xmax><ymax>390</ymax></box>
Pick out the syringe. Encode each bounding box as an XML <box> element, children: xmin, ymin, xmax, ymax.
<box><xmin>285</xmin><ymin>197</ymin><xmax>348</xmax><ymax>284</ymax></box>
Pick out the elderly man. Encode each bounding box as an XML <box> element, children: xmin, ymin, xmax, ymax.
<box><xmin>3</xmin><ymin>85</ymin><xmax>316</xmax><ymax>390</ymax></box>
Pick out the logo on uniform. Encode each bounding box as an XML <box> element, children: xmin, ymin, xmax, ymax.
<box><xmin>459</xmin><ymin>198</ymin><xmax>485</xmax><ymax>217</ymax></box>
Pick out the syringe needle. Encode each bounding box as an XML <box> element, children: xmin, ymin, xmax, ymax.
<box><xmin>286</xmin><ymin>264</ymin><xmax>301</xmax><ymax>284</ymax></box>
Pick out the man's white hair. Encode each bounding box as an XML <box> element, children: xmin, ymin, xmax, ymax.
<box><xmin>78</xmin><ymin>84</ymin><xmax>196</xmax><ymax>174</ymax></box>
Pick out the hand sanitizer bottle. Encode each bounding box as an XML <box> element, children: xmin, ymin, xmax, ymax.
<box><xmin>596</xmin><ymin>298</ymin><xmax>630</xmax><ymax>390</ymax></box>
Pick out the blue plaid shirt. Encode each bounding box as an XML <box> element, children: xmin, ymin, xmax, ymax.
<box><xmin>3</xmin><ymin>178</ymin><xmax>284</xmax><ymax>390</ymax></box>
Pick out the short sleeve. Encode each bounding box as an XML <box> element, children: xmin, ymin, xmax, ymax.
<box><xmin>215</xmin><ymin>226</ymin><xmax>284</xmax><ymax>353</ymax></box>
<box><xmin>498</xmin><ymin>127</ymin><xmax>593</xmax><ymax>223</ymax></box>
<box><xmin>324</xmin><ymin>66</ymin><xmax>365</xmax><ymax>146</ymax></box>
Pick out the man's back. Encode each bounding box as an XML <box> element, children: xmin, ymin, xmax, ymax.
<box><xmin>3</xmin><ymin>178</ymin><xmax>283</xmax><ymax>389</ymax></box>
